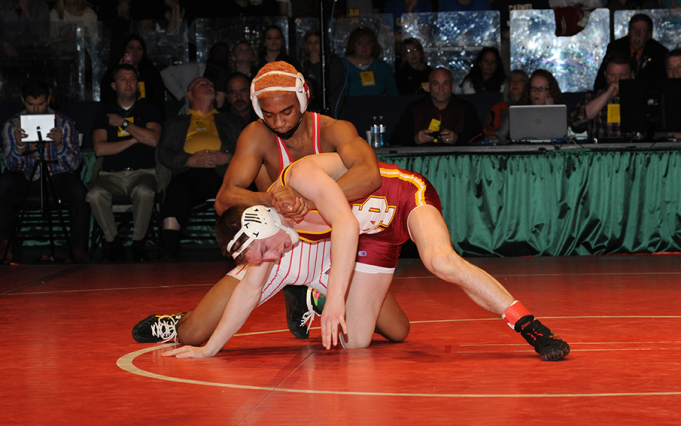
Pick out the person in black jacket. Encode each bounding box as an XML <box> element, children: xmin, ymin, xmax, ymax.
<box><xmin>395</xmin><ymin>37</ymin><xmax>432</xmax><ymax>95</ymax></box>
<box><xmin>156</xmin><ymin>77</ymin><xmax>243</xmax><ymax>261</ymax></box>
<box><xmin>593</xmin><ymin>13</ymin><xmax>669</xmax><ymax>91</ymax></box>
<box><xmin>389</xmin><ymin>67</ymin><xmax>482</xmax><ymax>146</ymax></box>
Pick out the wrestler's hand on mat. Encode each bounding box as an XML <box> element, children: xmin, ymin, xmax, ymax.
<box><xmin>162</xmin><ymin>344</ymin><xmax>218</xmax><ymax>359</ymax></box>
<box><xmin>270</xmin><ymin>186</ymin><xmax>311</xmax><ymax>222</ymax></box>
<box><xmin>320</xmin><ymin>298</ymin><xmax>347</xmax><ymax>350</ymax></box>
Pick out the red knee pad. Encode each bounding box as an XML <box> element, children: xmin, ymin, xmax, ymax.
<box><xmin>502</xmin><ymin>301</ymin><xmax>532</xmax><ymax>329</ymax></box>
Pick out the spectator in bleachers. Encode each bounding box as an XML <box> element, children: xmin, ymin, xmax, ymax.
<box><xmin>221</xmin><ymin>72</ymin><xmax>258</xmax><ymax>125</ymax></box>
<box><xmin>594</xmin><ymin>13</ymin><xmax>668</xmax><ymax>91</ymax></box>
<box><xmin>230</xmin><ymin>41</ymin><xmax>259</xmax><ymax>79</ymax></box>
<box><xmin>257</xmin><ymin>25</ymin><xmax>300</xmax><ymax>71</ymax></box>
<box><xmin>570</xmin><ymin>52</ymin><xmax>632</xmax><ymax>140</ymax></box>
<box><xmin>258</xmin><ymin>25</ymin><xmax>300</xmax><ymax>70</ymax></box>
<box><xmin>130</xmin><ymin>0</ymin><xmax>186</xmax><ymax>34</ymax></box>
<box><xmin>484</xmin><ymin>69</ymin><xmax>528</xmax><ymax>136</ymax></box>
<box><xmin>0</xmin><ymin>80</ymin><xmax>90</xmax><ymax>264</ymax></box>
<box><xmin>100</xmin><ymin>34</ymin><xmax>167</xmax><ymax>120</ymax></box>
<box><xmin>438</xmin><ymin>0</ymin><xmax>490</xmax><ymax>11</ymax></box>
<box><xmin>87</xmin><ymin>64</ymin><xmax>163</xmax><ymax>262</ymax></box>
<box><xmin>157</xmin><ymin>77</ymin><xmax>243</xmax><ymax>261</ymax></box>
<box><xmin>492</xmin><ymin>69</ymin><xmax>564</xmax><ymax>140</ymax></box>
<box><xmin>342</xmin><ymin>26</ymin><xmax>399</xmax><ymax>97</ymax></box>
<box><xmin>299</xmin><ymin>29</ymin><xmax>344</xmax><ymax>114</ymax></box>
<box><xmin>161</xmin><ymin>42</ymin><xmax>231</xmax><ymax>115</ymax></box>
<box><xmin>457</xmin><ymin>47</ymin><xmax>506</xmax><ymax>94</ymax></box>
<box><xmin>395</xmin><ymin>38</ymin><xmax>432</xmax><ymax>95</ymax></box>
<box><xmin>0</xmin><ymin>0</ymin><xmax>50</xmax><ymax>58</ymax></box>
<box><xmin>49</xmin><ymin>0</ymin><xmax>99</xmax><ymax>44</ymax></box>
<box><xmin>666</xmin><ymin>48</ymin><xmax>681</xmax><ymax>78</ymax></box>
<box><xmin>389</xmin><ymin>67</ymin><xmax>482</xmax><ymax>146</ymax></box>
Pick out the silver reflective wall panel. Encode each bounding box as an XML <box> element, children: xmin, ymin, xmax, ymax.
<box><xmin>510</xmin><ymin>8</ymin><xmax>610</xmax><ymax>93</ymax></box>
<box><xmin>401</xmin><ymin>11</ymin><xmax>501</xmax><ymax>86</ymax></box>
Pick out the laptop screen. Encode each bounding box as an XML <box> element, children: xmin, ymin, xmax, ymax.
<box><xmin>509</xmin><ymin>105</ymin><xmax>568</xmax><ymax>142</ymax></box>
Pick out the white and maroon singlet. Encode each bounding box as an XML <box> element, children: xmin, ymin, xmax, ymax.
<box><xmin>229</xmin><ymin>161</ymin><xmax>442</xmax><ymax>306</ymax></box>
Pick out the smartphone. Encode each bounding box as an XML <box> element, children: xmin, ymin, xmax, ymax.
<box><xmin>123</xmin><ymin>53</ymin><xmax>133</xmax><ymax>64</ymax></box>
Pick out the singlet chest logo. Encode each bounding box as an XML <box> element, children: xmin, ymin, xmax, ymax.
<box><xmin>351</xmin><ymin>196</ymin><xmax>396</xmax><ymax>234</ymax></box>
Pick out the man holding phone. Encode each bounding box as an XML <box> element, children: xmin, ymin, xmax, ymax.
<box><xmin>389</xmin><ymin>68</ymin><xmax>483</xmax><ymax>146</ymax></box>
<box><xmin>0</xmin><ymin>80</ymin><xmax>90</xmax><ymax>263</ymax></box>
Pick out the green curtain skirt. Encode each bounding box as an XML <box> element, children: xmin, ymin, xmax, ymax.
<box><xmin>378</xmin><ymin>148</ymin><xmax>681</xmax><ymax>256</ymax></box>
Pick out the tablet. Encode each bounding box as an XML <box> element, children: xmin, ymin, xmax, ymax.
<box><xmin>21</xmin><ymin>114</ymin><xmax>56</xmax><ymax>142</ymax></box>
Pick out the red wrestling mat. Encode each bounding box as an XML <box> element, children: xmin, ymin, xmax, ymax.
<box><xmin>2</xmin><ymin>256</ymin><xmax>681</xmax><ymax>424</ymax></box>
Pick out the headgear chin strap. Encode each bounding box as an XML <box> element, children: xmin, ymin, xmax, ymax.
<box><xmin>250</xmin><ymin>71</ymin><xmax>309</xmax><ymax>119</ymax></box>
<box><xmin>227</xmin><ymin>205</ymin><xmax>299</xmax><ymax>259</ymax></box>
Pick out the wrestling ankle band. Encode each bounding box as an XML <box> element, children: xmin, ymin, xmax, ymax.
<box><xmin>502</xmin><ymin>300</ymin><xmax>532</xmax><ymax>329</ymax></box>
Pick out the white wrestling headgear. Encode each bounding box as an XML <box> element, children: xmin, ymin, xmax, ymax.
<box><xmin>250</xmin><ymin>70</ymin><xmax>309</xmax><ymax>119</ymax></box>
<box><xmin>226</xmin><ymin>205</ymin><xmax>300</xmax><ymax>259</ymax></box>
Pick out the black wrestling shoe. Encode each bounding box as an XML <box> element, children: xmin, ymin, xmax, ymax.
<box><xmin>515</xmin><ymin>315</ymin><xmax>570</xmax><ymax>361</ymax></box>
<box><xmin>104</xmin><ymin>237</ymin><xmax>126</xmax><ymax>263</ymax></box>
<box><xmin>130</xmin><ymin>240</ymin><xmax>148</xmax><ymax>262</ymax></box>
<box><xmin>132</xmin><ymin>312</ymin><xmax>186</xmax><ymax>343</ymax></box>
<box><xmin>283</xmin><ymin>286</ymin><xmax>324</xmax><ymax>339</ymax></box>
<box><xmin>283</xmin><ymin>285</ymin><xmax>311</xmax><ymax>339</ymax></box>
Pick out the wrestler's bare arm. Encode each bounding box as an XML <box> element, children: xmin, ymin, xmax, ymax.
<box><xmin>287</xmin><ymin>158</ymin><xmax>359</xmax><ymax>349</ymax></box>
<box><xmin>163</xmin><ymin>262</ymin><xmax>274</xmax><ymax>358</ymax></box>
<box><xmin>323</xmin><ymin>119</ymin><xmax>382</xmax><ymax>201</ymax></box>
<box><xmin>215</xmin><ymin>122</ymin><xmax>275</xmax><ymax>215</ymax></box>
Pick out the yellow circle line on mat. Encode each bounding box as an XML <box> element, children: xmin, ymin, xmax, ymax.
<box><xmin>117</xmin><ymin>315</ymin><xmax>681</xmax><ymax>398</ymax></box>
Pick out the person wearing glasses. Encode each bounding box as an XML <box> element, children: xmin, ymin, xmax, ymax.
<box><xmin>395</xmin><ymin>38</ymin><xmax>433</xmax><ymax>95</ymax></box>
<box><xmin>527</xmin><ymin>69</ymin><xmax>564</xmax><ymax>106</ymax></box>
<box><xmin>593</xmin><ymin>13</ymin><xmax>668</xmax><ymax>91</ymax></box>
<box><xmin>491</xmin><ymin>69</ymin><xmax>563</xmax><ymax>141</ymax></box>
